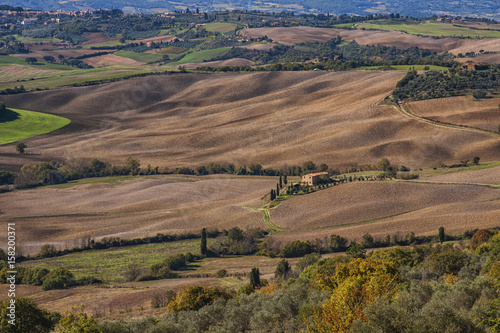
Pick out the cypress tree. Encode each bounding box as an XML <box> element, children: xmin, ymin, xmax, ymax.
<box><xmin>276</xmin><ymin>183</ymin><xmax>280</xmax><ymax>196</ymax></box>
<box><xmin>284</xmin><ymin>175</ymin><xmax>288</xmax><ymax>185</ymax></box>
<box><xmin>439</xmin><ymin>226</ymin><xmax>445</xmax><ymax>244</ymax></box>
<box><xmin>201</xmin><ymin>228</ymin><xmax>207</xmax><ymax>255</ymax></box>
<box><xmin>249</xmin><ymin>267</ymin><xmax>260</xmax><ymax>288</ymax></box>
<box><xmin>279</xmin><ymin>175</ymin><xmax>283</xmax><ymax>189</ymax></box>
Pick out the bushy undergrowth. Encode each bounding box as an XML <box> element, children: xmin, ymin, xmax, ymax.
<box><xmin>96</xmin><ymin>229</ymin><xmax>500</xmax><ymax>332</ymax></box>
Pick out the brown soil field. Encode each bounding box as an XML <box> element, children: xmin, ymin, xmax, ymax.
<box><xmin>0</xmin><ymin>175</ymin><xmax>275</xmax><ymax>251</ymax></box>
<box><xmin>181</xmin><ymin>58</ymin><xmax>255</xmax><ymax>69</ymax></box>
<box><xmin>0</xmin><ymin>65</ymin><xmax>66</xmax><ymax>83</ymax></box>
<box><xmin>449</xmin><ymin>38</ymin><xmax>500</xmax><ymax>55</ymax></box>
<box><xmin>451</xmin><ymin>21</ymin><xmax>500</xmax><ymax>31</ymax></box>
<box><xmin>456</xmin><ymin>54</ymin><xmax>500</xmax><ymax>64</ymax></box>
<box><xmin>239</xmin><ymin>43</ymin><xmax>277</xmax><ymax>51</ymax></box>
<box><xmin>242</xmin><ymin>27</ymin><xmax>500</xmax><ymax>55</ymax></box>
<box><xmin>406</xmin><ymin>96</ymin><xmax>500</xmax><ymax>132</ymax></box>
<box><xmin>132</xmin><ymin>35</ymin><xmax>177</xmax><ymax>44</ymax></box>
<box><xmin>81</xmin><ymin>32</ymin><xmax>119</xmax><ymax>46</ymax></box>
<box><xmin>82</xmin><ymin>54</ymin><xmax>145</xmax><ymax>67</ymax></box>
<box><xmin>270</xmin><ymin>181</ymin><xmax>500</xmax><ymax>243</ymax></box>
<box><xmin>2</xmin><ymin>71</ymin><xmax>499</xmax><ymax>173</ymax></box>
<box><xmin>0</xmin><ymin>277</ymin><xmax>217</xmax><ymax>319</ymax></box>
<box><xmin>418</xmin><ymin>165</ymin><xmax>500</xmax><ymax>185</ymax></box>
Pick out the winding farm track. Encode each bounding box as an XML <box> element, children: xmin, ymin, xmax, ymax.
<box><xmin>393</xmin><ymin>102</ymin><xmax>500</xmax><ymax>137</ymax></box>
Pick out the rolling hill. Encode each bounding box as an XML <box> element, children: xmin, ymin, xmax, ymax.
<box><xmin>1</xmin><ymin>71</ymin><xmax>499</xmax><ymax>174</ymax></box>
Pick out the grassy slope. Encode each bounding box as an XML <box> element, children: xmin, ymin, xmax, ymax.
<box><xmin>167</xmin><ymin>48</ymin><xmax>230</xmax><ymax>65</ymax></box>
<box><xmin>204</xmin><ymin>22</ymin><xmax>239</xmax><ymax>33</ymax></box>
<box><xmin>0</xmin><ymin>55</ymin><xmax>75</xmax><ymax>70</ymax></box>
<box><xmin>350</xmin><ymin>21</ymin><xmax>500</xmax><ymax>38</ymax></box>
<box><xmin>115</xmin><ymin>50</ymin><xmax>164</xmax><ymax>63</ymax></box>
<box><xmin>21</xmin><ymin>239</ymin><xmax>201</xmax><ymax>283</ymax></box>
<box><xmin>0</xmin><ymin>65</ymin><xmax>156</xmax><ymax>90</ymax></box>
<box><xmin>0</xmin><ymin>108</ymin><xmax>70</xmax><ymax>144</ymax></box>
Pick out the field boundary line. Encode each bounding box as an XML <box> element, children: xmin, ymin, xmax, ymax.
<box><xmin>391</xmin><ymin>179</ymin><xmax>500</xmax><ymax>188</ymax></box>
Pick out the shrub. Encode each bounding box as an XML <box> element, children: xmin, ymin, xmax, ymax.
<box><xmin>215</xmin><ymin>269</ymin><xmax>228</xmax><ymax>278</ymax></box>
<box><xmin>279</xmin><ymin>240</ymin><xmax>315</xmax><ymax>258</ymax></box>
<box><xmin>151</xmin><ymin>290</ymin><xmax>175</xmax><ymax>308</ymax></box>
<box><xmin>41</xmin><ymin>267</ymin><xmax>75</xmax><ymax>291</ymax></box>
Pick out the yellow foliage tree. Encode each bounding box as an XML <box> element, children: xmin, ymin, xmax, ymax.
<box><xmin>167</xmin><ymin>285</ymin><xmax>232</xmax><ymax>313</ymax></box>
<box><xmin>309</xmin><ymin>258</ymin><xmax>401</xmax><ymax>333</ymax></box>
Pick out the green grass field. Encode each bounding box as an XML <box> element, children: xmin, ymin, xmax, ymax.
<box><xmin>115</xmin><ymin>50</ymin><xmax>164</xmax><ymax>63</ymax></box>
<box><xmin>204</xmin><ymin>22</ymin><xmax>239</xmax><ymax>33</ymax></box>
<box><xmin>0</xmin><ymin>65</ymin><xmax>157</xmax><ymax>91</ymax></box>
<box><xmin>167</xmin><ymin>48</ymin><xmax>230</xmax><ymax>65</ymax></box>
<box><xmin>0</xmin><ymin>108</ymin><xmax>71</xmax><ymax>145</ymax></box>
<box><xmin>0</xmin><ymin>55</ymin><xmax>29</xmax><ymax>65</ymax></box>
<box><xmin>0</xmin><ymin>55</ymin><xmax>76</xmax><ymax>70</ymax></box>
<box><xmin>21</xmin><ymin>239</ymin><xmax>202</xmax><ymax>283</ymax></box>
<box><xmin>347</xmin><ymin>21</ymin><xmax>500</xmax><ymax>38</ymax></box>
<box><xmin>12</xmin><ymin>34</ymin><xmax>62</xmax><ymax>43</ymax></box>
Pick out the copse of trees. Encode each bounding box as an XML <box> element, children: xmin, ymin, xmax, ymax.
<box><xmin>25</xmin><ymin>57</ymin><xmax>38</xmax><ymax>64</ymax></box>
<box><xmin>0</xmin><ymin>262</ymin><xmax>100</xmax><ymax>291</ymax></box>
<box><xmin>393</xmin><ymin>66</ymin><xmax>500</xmax><ymax>102</ymax></box>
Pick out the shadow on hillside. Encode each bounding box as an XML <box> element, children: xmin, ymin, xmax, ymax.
<box><xmin>0</xmin><ymin>109</ymin><xmax>19</xmax><ymax>123</ymax></box>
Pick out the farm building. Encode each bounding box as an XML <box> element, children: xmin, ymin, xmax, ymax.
<box><xmin>461</xmin><ymin>61</ymin><xmax>477</xmax><ymax>71</ymax></box>
<box><xmin>301</xmin><ymin>172</ymin><xmax>328</xmax><ymax>185</ymax></box>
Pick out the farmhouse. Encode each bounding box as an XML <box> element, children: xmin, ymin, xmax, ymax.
<box><xmin>301</xmin><ymin>172</ymin><xmax>328</xmax><ymax>185</ymax></box>
<box><xmin>462</xmin><ymin>61</ymin><xmax>476</xmax><ymax>71</ymax></box>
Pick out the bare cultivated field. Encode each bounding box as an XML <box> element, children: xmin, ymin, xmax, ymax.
<box><xmin>271</xmin><ymin>181</ymin><xmax>500</xmax><ymax>242</ymax></box>
<box><xmin>451</xmin><ymin>21</ymin><xmax>500</xmax><ymax>31</ymax></box>
<box><xmin>2</xmin><ymin>71</ymin><xmax>500</xmax><ymax>173</ymax></box>
<box><xmin>0</xmin><ymin>65</ymin><xmax>66</xmax><ymax>83</ymax></box>
<box><xmin>81</xmin><ymin>32</ymin><xmax>120</xmax><ymax>46</ymax></box>
<box><xmin>456</xmin><ymin>54</ymin><xmax>500</xmax><ymax>64</ymax></box>
<box><xmin>0</xmin><ymin>277</ymin><xmax>218</xmax><ymax>319</ymax></box>
<box><xmin>418</xmin><ymin>165</ymin><xmax>500</xmax><ymax>185</ymax></box>
<box><xmin>0</xmin><ymin>175</ymin><xmax>275</xmax><ymax>251</ymax></box>
<box><xmin>406</xmin><ymin>96</ymin><xmax>500</xmax><ymax>132</ymax></box>
<box><xmin>449</xmin><ymin>38</ymin><xmax>500</xmax><ymax>55</ymax></box>
<box><xmin>239</xmin><ymin>43</ymin><xmax>277</xmax><ymax>51</ymax></box>
<box><xmin>83</xmin><ymin>54</ymin><xmax>145</xmax><ymax>67</ymax></box>
<box><xmin>242</xmin><ymin>27</ymin><xmax>500</xmax><ymax>55</ymax></box>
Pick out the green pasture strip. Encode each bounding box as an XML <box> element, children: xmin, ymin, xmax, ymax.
<box><xmin>0</xmin><ymin>108</ymin><xmax>70</xmax><ymax>144</ymax></box>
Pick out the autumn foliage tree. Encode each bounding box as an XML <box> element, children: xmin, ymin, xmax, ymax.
<box><xmin>309</xmin><ymin>258</ymin><xmax>401</xmax><ymax>332</ymax></box>
<box><xmin>471</xmin><ymin>229</ymin><xmax>494</xmax><ymax>252</ymax></box>
<box><xmin>167</xmin><ymin>285</ymin><xmax>232</xmax><ymax>312</ymax></box>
